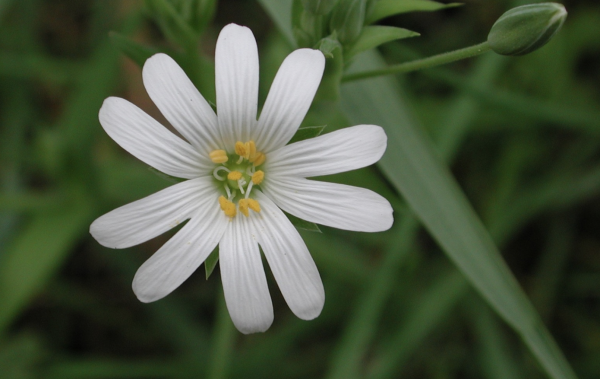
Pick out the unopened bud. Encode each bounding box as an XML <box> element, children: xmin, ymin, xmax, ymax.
<box><xmin>488</xmin><ymin>3</ymin><xmax>567</xmax><ymax>56</ymax></box>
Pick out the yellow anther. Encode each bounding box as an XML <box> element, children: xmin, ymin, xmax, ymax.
<box><xmin>247</xmin><ymin>199</ymin><xmax>261</xmax><ymax>213</ymax></box>
<box><xmin>251</xmin><ymin>152</ymin><xmax>266</xmax><ymax>167</ymax></box>
<box><xmin>218</xmin><ymin>196</ymin><xmax>236</xmax><ymax>218</ymax></box>
<box><xmin>227</xmin><ymin>171</ymin><xmax>242</xmax><ymax>181</ymax></box>
<box><xmin>235</xmin><ymin>141</ymin><xmax>246</xmax><ymax>157</ymax></box>
<box><xmin>209</xmin><ymin>150</ymin><xmax>228</xmax><ymax>163</ymax></box>
<box><xmin>238</xmin><ymin>199</ymin><xmax>249</xmax><ymax>217</ymax></box>
<box><xmin>246</xmin><ymin>141</ymin><xmax>256</xmax><ymax>160</ymax></box>
<box><xmin>252</xmin><ymin>170</ymin><xmax>264</xmax><ymax>185</ymax></box>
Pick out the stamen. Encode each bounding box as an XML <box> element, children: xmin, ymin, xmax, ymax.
<box><xmin>234</xmin><ymin>141</ymin><xmax>246</xmax><ymax>157</ymax></box>
<box><xmin>227</xmin><ymin>171</ymin><xmax>242</xmax><ymax>180</ymax></box>
<box><xmin>246</xmin><ymin>141</ymin><xmax>256</xmax><ymax>160</ymax></box>
<box><xmin>248</xmin><ymin>199</ymin><xmax>261</xmax><ymax>213</ymax></box>
<box><xmin>212</xmin><ymin>166</ymin><xmax>230</xmax><ymax>181</ymax></box>
<box><xmin>209</xmin><ymin>150</ymin><xmax>228</xmax><ymax>163</ymax></box>
<box><xmin>252</xmin><ymin>170</ymin><xmax>264</xmax><ymax>185</ymax></box>
<box><xmin>245</xmin><ymin>182</ymin><xmax>253</xmax><ymax>199</ymax></box>
<box><xmin>218</xmin><ymin>196</ymin><xmax>236</xmax><ymax>218</ymax></box>
<box><xmin>252</xmin><ymin>152</ymin><xmax>266</xmax><ymax>167</ymax></box>
<box><xmin>238</xmin><ymin>199</ymin><xmax>249</xmax><ymax>217</ymax></box>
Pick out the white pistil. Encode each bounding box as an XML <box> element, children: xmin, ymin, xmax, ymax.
<box><xmin>224</xmin><ymin>184</ymin><xmax>232</xmax><ymax>199</ymax></box>
<box><xmin>213</xmin><ymin>166</ymin><xmax>230</xmax><ymax>181</ymax></box>
<box><xmin>236</xmin><ymin>155</ymin><xmax>244</xmax><ymax>164</ymax></box>
<box><xmin>238</xmin><ymin>180</ymin><xmax>245</xmax><ymax>195</ymax></box>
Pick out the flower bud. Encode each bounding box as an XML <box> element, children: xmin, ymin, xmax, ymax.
<box><xmin>488</xmin><ymin>3</ymin><xmax>567</xmax><ymax>56</ymax></box>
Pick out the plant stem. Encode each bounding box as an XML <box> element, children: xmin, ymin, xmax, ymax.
<box><xmin>342</xmin><ymin>41</ymin><xmax>491</xmax><ymax>82</ymax></box>
<box><xmin>207</xmin><ymin>291</ymin><xmax>236</xmax><ymax>379</ymax></box>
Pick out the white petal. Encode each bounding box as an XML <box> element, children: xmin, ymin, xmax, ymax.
<box><xmin>266</xmin><ymin>125</ymin><xmax>387</xmax><ymax>177</ymax></box>
<box><xmin>99</xmin><ymin>97</ymin><xmax>211</xmax><ymax>179</ymax></box>
<box><xmin>220</xmin><ymin>216</ymin><xmax>273</xmax><ymax>334</ymax></box>
<box><xmin>90</xmin><ymin>177</ymin><xmax>217</xmax><ymax>248</ymax></box>
<box><xmin>262</xmin><ymin>177</ymin><xmax>393</xmax><ymax>232</ymax></box>
<box><xmin>251</xmin><ymin>192</ymin><xmax>324</xmax><ymax>320</ymax></box>
<box><xmin>143</xmin><ymin>53</ymin><xmax>222</xmax><ymax>153</ymax></box>
<box><xmin>254</xmin><ymin>49</ymin><xmax>325</xmax><ymax>153</ymax></box>
<box><xmin>132</xmin><ymin>201</ymin><xmax>228</xmax><ymax>302</ymax></box>
<box><xmin>215</xmin><ymin>24</ymin><xmax>259</xmax><ymax>149</ymax></box>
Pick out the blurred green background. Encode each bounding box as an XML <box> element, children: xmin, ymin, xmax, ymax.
<box><xmin>1</xmin><ymin>0</ymin><xmax>600</xmax><ymax>378</ymax></box>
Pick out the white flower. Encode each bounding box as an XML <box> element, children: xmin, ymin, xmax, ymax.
<box><xmin>90</xmin><ymin>24</ymin><xmax>393</xmax><ymax>334</ymax></box>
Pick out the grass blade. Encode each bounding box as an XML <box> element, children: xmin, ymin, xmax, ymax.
<box><xmin>340</xmin><ymin>50</ymin><xmax>577</xmax><ymax>379</ymax></box>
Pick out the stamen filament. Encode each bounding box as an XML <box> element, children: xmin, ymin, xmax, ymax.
<box><xmin>245</xmin><ymin>182</ymin><xmax>253</xmax><ymax>199</ymax></box>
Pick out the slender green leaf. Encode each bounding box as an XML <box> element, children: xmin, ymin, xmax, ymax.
<box><xmin>289</xmin><ymin>125</ymin><xmax>326</xmax><ymax>144</ymax></box>
<box><xmin>109</xmin><ymin>32</ymin><xmax>160</xmax><ymax>67</ymax></box>
<box><xmin>205</xmin><ymin>247</ymin><xmax>219</xmax><ymax>279</ymax></box>
<box><xmin>368</xmin><ymin>267</ymin><xmax>469</xmax><ymax>379</ymax></box>
<box><xmin>145</xmin><ymin>0</ymin><xmax>198</xmax><ymax>49</ymax></box>
<box><xmin>257</xmin><ymin>0</ymin><xmax>296</xmax><ymax>47</ymax></box>
<box><xmin>0</xmin><ymin>192</ymin><xmax>93</xmax><ymax>335</ymax></box>
<box><xmin>285</xmin><ymin>211</ymin><xmax>321</xmax><ymax>232</ymax></box>
<box><xmin>340</xmin><ymin>51</ymin><xmax>577</xmax><ymax>379</ymax></box>
<box><xmin>366</xmin><ymin>0</ymin><xmax>463</xmax><ymax>24</ymax></box>
<box><xmin>346</xmin><ymin>26</ymin><xmax>419</xmax><ymax>59</ymax></box>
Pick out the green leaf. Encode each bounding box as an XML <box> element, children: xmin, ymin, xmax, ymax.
<box><xmin>329</xmin><ymin>0</ymin><xmax>366</xmax><ymax>45</ymax></box>
<box><xmin>346</xmin><ymin>25</ymin><xmax>419</xmax><ymax>59</ymax></box>
<box><xmin>366</xmin><ymin>0</ymin><xmax>463</xmax><ymax>24</ymax></box>
<box><xmin>340</xmin><ymin>51</ymin><xmax>577</xmax><ymax>379</ymax></box>
<box><xmin>109</xmin><ymin>31</ymin><xmax>160</xmax><ymax>67</ymax></box>
<box><xmin>257</xmin><ymin>0</ymin><xmax>296</xmax><ymax>47</ymax></box>
<box><xmin>285</xmin><ymin>211</ymin><xmax>321</xmax><ymax>233</ymax></box>
<box><xmin>204</xmin><ymin>247</ymin><xmax>219</xmax><ymax>279</ymax></box>
<box><xmin>0</xmin><ymin>192</ymin><xmax>93</xmax><ymax>335</ymax></box>
<box><xmin>144</xmin><ymin>0</ymin><xmax>198</xmax><ymax>49</ymax></box>
<box><xmin>289</xmin><ymin>125</ymin><xmax>326</xmax><ymax>144</ymax></box>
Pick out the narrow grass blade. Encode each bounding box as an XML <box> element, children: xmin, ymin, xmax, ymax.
<box><xmin>0</xmin><ymin>194</ymin><xmax>93</xmax><ymax>335</ymax></box>
<box><xmin>340</xmin><ymin>50</ymin><xmax>577</xmax><ymax>379</ymax></box>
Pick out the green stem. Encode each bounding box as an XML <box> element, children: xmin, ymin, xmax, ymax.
<box><xmin>342</xmin><ymin>41</ymin><xmax>491</xmax><ymax>82</ymax></box>
<box><xmin>207</xmin><ymin>292</ymin><xmax>237</xmax><ymax>379</ymax></box>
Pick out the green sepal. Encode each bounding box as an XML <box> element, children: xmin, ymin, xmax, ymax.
<box><xmin>366</xmin><ymin>0</ymin><xmax>463</xmax><ymax>24</ymax></box>
<box><xmin>144</xmin><ymin>0</ymin><xmax>198</xmax><ymax>49</ymax></box>
<box><xmin>345</xmin><ymin>26</ymin><xmax>420</xmax><ymax>59</ymax></box>
<box><xmin>204</xmin><ymin>246</ymin><xmax>219</xmax><ymax>279</ymax></box>
<box><xmin>330</xmin><ymin>0</ymin><xmax>366</xmax><ymax>45</ymax></box>
<box><xmin>314</xmin><ymin>35</ymin><xmax>344</xmax><ymax>102</ymax></box>
<box><xmin>285</xmin><ymin>211</ymin><xmax>322</xmax><ymax>233</ymax></box>
<box><xmin>301</xmin><ymin>0</ymin><xmax>340</xmax><ymax>15</ymax></box>
<box><xmin>148</xmin><ymin>167</ymin><xmax>185</xmax><ymax>184</ymax></box>
<box><xmin>289</xmin><ymin>125</ymin><xmax>326</xmax><ymax>144</ymax></box>
<box><xmin>292</xmin><ymin>0</ymin><xmax>325</xmax><ymax>48</ymax></box>
<box><xmin>109</xmin><ymin>32</ymin><xmax>161</xmax><ymax>67</ymax></box>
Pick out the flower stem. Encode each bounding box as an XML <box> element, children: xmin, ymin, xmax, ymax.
<box><xmin>342</xmin><ymin>41</ymin><xmax>491</xmax><ymax>82</ymax></box>
<box><xmin>207</xmin><ymin>291</ymin><xmax>236</xmax><ymax>379</ymax></box>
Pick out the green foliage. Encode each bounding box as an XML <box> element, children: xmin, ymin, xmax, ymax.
<box><xmin>288</xmin><ymin>125</ymin><xmax>326</xmax><ymax>144</ymax></box>
<box><xmin>2</xmin><ymin>0</ymin><xmax>600</xmax><ymax>378</ymax></box>
<box><xmin>205</xmin><ymin>247</ymin><xmax>219</xmax><ymax>279</ymax></box>
<box><xmin>345</xmin><ymin>25</ymin><xmax>419</xmax><ymax>59</ymax></box>
<box><xmin>366</xmin><ymin>0</ymin><xmax>463</xmax><ymax>24</ymax></box>
<box><xmin>109</xmin><ymin>32</ymin><xmax>161</xmax><ymax>67</ymax></box>
<box><xmin>329</xmin><ymin>0</ymin><xmax>366</xmax><ymax>45</ymax></box>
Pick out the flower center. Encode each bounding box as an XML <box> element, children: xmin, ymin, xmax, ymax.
<box><xmin>210</xmin><ymin>140</ymin><xmax>265</xmax><ymax>218</ymax></box>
